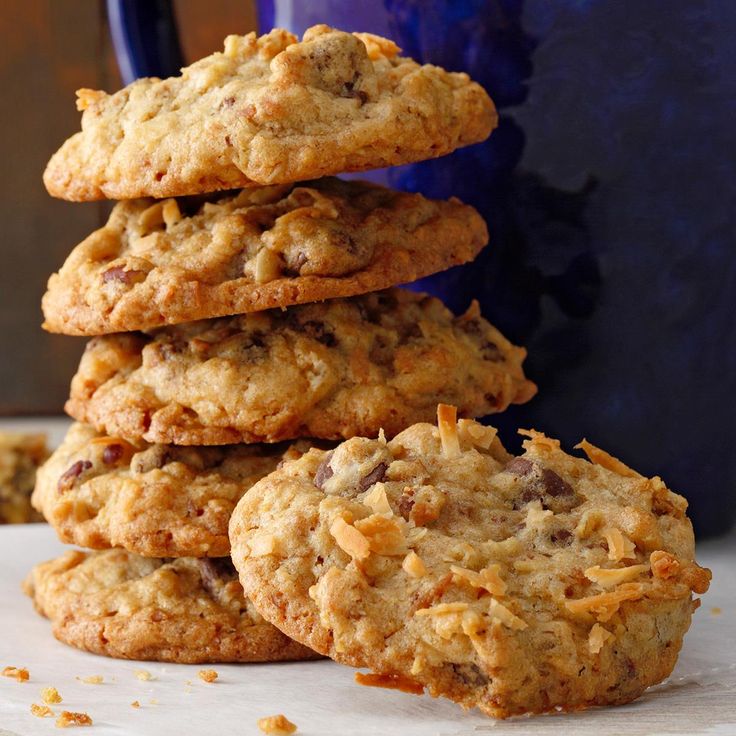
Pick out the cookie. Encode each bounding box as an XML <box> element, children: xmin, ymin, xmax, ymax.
<box><xmin>42</xmin><ymin>178</ymin><xmax>487</xmax><ymax>335</ymax></box>
<box><xmin>24</xmin><ymin>549</ymin><xmax>320</xmax><ymax>664</ymax></box>
<box><xmin>32</xmin><ymin>423</ymin><xmax>314</xmax><ymax>558</ymax></box>
<box><xmin>228</xmin><ymin>405</ymin><xmax>711</xmax><ymax>718</ymax></box>
<box><xmin>65</xmin><ymin>289</ymin><xmax>536</xmax><ymax>446</ymax></box>
<box><xmin>0</xmin><ymin>431</ymin><xmax>48</xmax><ymax>524</ymax></box>
<box><xmin>43</xmin><ymin>25</ymin><xmax>496</xmax><ymax>201</ymax></box>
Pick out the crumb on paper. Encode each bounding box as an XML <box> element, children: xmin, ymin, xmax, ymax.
<box><xmin>131</xmin><ymin>701</ymin><xmax>140</xmax><ymax>709</ymax></box>
<box><xmin>711</xmin><ymin>606</ymin><xmax>722</xmax><ymax>616</ymax></box>
<box><xmin>149</xmin><ymin>698</ymin><xmax>159</xmax><ymax>705</ymax></box>
<box><xmin>41</xmin><ymin>686</ymin><xmax>62</xmax><ymax>704</ymax></box>
<box><xmin>355</xmin><ymin>671</ymin><xmax>424</xmax><ymax>695</ymax></box>
<box><xmin>77</xmin><ymin>675</ymin><xmax>103</xmax><ymax>685</ymax></box>
<box><xmin>257</xmin><ymin>714</ymin><xmax>297</xmax><ymax>735</ymax></box>
<box><xmin>31</xmin><ymin>703</ymin><xmax>54</xmax><ymax>718</ymax></box>
<box><xmin>55</xmin><ymin>711</ymin><xmax>93</xmax><ymax>728</ymax></box>
<box><xmin>134</xmin><ymin>669</ymin><xmax>154</xmax><ymax>681</ymax></box>
<box><xmin>2</xmin><ymin>665</ymin><xmax>29</xmax><ymax>682</ymax></box>
<box><xmin>198</xmin><ymin>669</ymin><xmax>218</xmax><ymax>683</ymax></box>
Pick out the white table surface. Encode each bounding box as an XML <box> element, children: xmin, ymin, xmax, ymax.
<box><xmin>0</xmin><ymin>419</ymin><xmax>734</xmax><ymax>735</ymax></box>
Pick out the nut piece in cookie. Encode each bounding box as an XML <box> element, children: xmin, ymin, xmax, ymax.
<box><xmin>23</xmin><ymin>549</ymin><xmax>321</xmax><ymax>664</ymax></box>
<box><xmin>44</xmin><ymin>26</ymin><xmax>496</xmax><ymax>201</ymax></box>
<box><xmin>229</xmin><ymin>405</ymin><xmax>711</xmax><ymax>718</ymax></box>
<box><xmin>64</xmin><ymin>289</ymin><xmax>536</xmax><ymax>445</ymax></box>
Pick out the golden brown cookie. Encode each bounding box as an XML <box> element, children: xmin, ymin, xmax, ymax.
<box><xmin>44</xmin><ymin>25</ymin><xmax>496</xmax><ymax>201</ymax></box>
<box><xmin>33</xmin><ymin>423</ymin><xmax>314</xmax><ymax>557</ymax></box>
<box><xmin>229</xmin><ymin>406</ymin><xmax>711</xmax><ymax>718</ymax></box>
<box><xmin>24</xmin><ymin>549</ymin><xmax>320</xmax><ymax>664</ymax></box>
<box><xmin>42</xmin><ymin>178</ymin><xmax>487</xmax><ymax>335</ymax></box>
<box><xmin>65</xmin><ymin>289</ymin><xmax>536</xmax><ymax>446</ymax></box>
<box><xmin>0</xmin><ymin>431</ymin><xmax>48</xmax><ymax>524</ymax></box>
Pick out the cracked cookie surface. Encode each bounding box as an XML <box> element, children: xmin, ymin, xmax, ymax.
<box><xmin>229</xmin><ymin>406</ymin><xmax>710</xmax><ymax>718</ymax></box>
<box><xmin>33</xmin><ymin>423</ymin><xmax>313</xmax><ymax>557</ymax></box>
<box><xmin>44</xmin><ymin>25</ymin><xmax>496</xmax><ymax>201</ymax></box>
<box><xmin>65</xmin><ymin>289</ymin><xmax>536</xmax><ymax>445</ymax></box>
<box><xmin>42</xmin><ymin>178</ymin><xmax>487</xmax><ymax>335</ymax></box>
<box><xmin>24</xmin><ymin>549</ymin><xmax>320</xmax><ymax>663</ymax></box>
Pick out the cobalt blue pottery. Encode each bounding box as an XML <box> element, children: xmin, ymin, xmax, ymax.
<box><xmin>106</xmin><ymin>0</ymin><xmax>736</xmax><ymax>537</ymax></box>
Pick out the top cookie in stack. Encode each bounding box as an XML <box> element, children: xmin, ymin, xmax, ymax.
<box><xmin>44</xmin><ymin>25</ymin><xmax>495</xmax><ymax>201</ymax></box>
<box><xmin>28</xmin><ymin>25</ymin><xmax>535</xmax><ymax>666</ymax></box>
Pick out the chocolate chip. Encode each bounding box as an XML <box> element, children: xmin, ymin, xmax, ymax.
<box><xmin>292</xmin><ymin>252</ymin><xmax>308</xmax><ymax>272</ymax></box>
<box><xmin>550</xmin><ymin>528</ymin><xmax>573</xmax><ymax>545</ymax></box>
<box><xmin>481</xmin><ymin>341</ymin><xmax>501</xmax><ymax>361</ymax></box>
<box><xmin>398</xmin><ymin>322</ymin><xmax>422</xmax><ymax>343</ymax></box>
<box><xmin>198</xmin><ymin>558</ymin><xmax>237</xmax><ymax>598</ymax></box>
<box><xmin>58</xmin><ymin>460</ymin><xmax>92</xmax><ymax>492</ymax></box>
<box><xmin>513</xmin><ymin>487</ymin><xmax>541</xmax><ymax>509</ymax></box>
<box><xmin>221</xmin><ymin>96</ymin><xmax>235</xmax><ymax>108</ymax></box>
<box><xmin>541</xmin><ymin>469</ymin><xmax>574</xmax><ymax>497</ymax></box>
<box><xmin>504</xmin><ymin>458</ymin><xmax>534</xmax><ymax>476</ymax></box>
<box><xmin>459</xmin><ymin>318</ymin><xmax>482</xmax><ymax>335</ymax></box>
<box><xmin>314</xmin><ymin>451</ymin><xmax>334</xmax><ymax>489</ymax></box>
<box><xmin>357</xmin><ymin>462</ymin><xmax>387</xmax><ymax>493</ymax></box>
<box><xmin>450</xmin><ymin>663</ymin><xmax>489</xmax><ymax>687</ymax></box>
<box><xmin>398</xmin><ymin>488</ymin><xmax>415</xmax><ymax>520</ymax></box>
<box><xmin>301</xmin><ymin>320</ymin><xmax>337</xmax><ymax>347</ymax></box>
<box><xmin>102</xmin><ymin>266</ymin><xmax>145</xmax><ymax>284</ymax></box>
<box><xmin>507</xmin><ymin>459</ymin><xmax>580</xmax><ymax>514</ymax></box>
<box><xmin>102</xmin><ymin>444</ymin><xmax>123</xmax><ymax>465</ymax></box>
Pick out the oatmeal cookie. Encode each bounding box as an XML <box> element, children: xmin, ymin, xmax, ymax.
<box><xmin>32</xmin><ymin>423</ymin><xmax>313</xmax><ymax>557</ymax></box>
<box><xmin>65</xmin><ymin>290</ymin><xmax>536</xmax><ymax>445</ymax></box>
<box><xmin>42</xmin><ymin>178</ymin><xmax>487</xmax><ymax>335</ymax></box>
<box><xmin>44</xmin><ymin>25</ymin><xmax>496</xmax><ymax>201</ymax></box>
<box><xmin>0</xmin><ymin>432</ymin><xmax>48</xmax><ymax>524</ymax></box>
<box><xmin>229</xmin><ymin>405</ymin><xmax>711</xmax><ymax>718</ymax></box>
<box><xmin>24</xmin><ymin>549</ymin><xmax>319</xmax><ymax>663</ymax></box>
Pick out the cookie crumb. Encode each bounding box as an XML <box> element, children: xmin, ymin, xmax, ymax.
<box><xmin>41</xmin><ymin>686</ymin><xmax>63</xmax><ymax>704</ymax></box>
<box><xmin>355</xmin><ymin>672</ymin><xmax>424</xmax><ymax>695</ymax></box>
<box><xmin>711</xmin><ymin>606</ymin><xmax>722</xmax><ymax>616</ymax></box>
<box><xmin>2</xmin><ymin>665</ymin><xmax>29</xmax><ymax>682</ymax></box>
<box><xmin>149</xmin><ymin>698</ymin><xmax>159</xmax><ymax>705</ymax></box>
<box><xmin>31</xmin><ymin>703</ymin><xmax>54</xmax><ymax>718</ymax></box>
<box><xmin>131</xmin><ymin>701</ymin><xmax>140</xmax><ymax>709</ymax></box>
<box><xmin>77</xmin><ymin>675</ymin><xmax>103</xmax><ymax>685</ymax></box>
<box><xmin>257</xmin><ymin>714</ymin><xmax>297</xmax><ymax>735</ymax></box>
<box><xmin>55</xmin><ymin>711</ymin><xmax>93</xmax><ymax>728</ymax></box>
<box><xmin>198</xmin><ymin>669</ymin><xmax>218</xmax><ymax>683</ymax></box>
<box><xmin>134</xmin><ymin>669</ymin><xmax>154</xmax><ymax>681</ymax></box>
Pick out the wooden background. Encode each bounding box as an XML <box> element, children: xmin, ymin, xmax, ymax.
<box><xmin>0</xmin><ymin>0</ymin><xmax>256</xmax><ymax>414</ymax></box>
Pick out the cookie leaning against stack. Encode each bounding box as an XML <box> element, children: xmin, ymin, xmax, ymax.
<box><xmin>30</xmin><ymin>24</ymin><xmax>535</xmax><ymax>669</ymax></box>
<box><xmin>229</xmin><ymin>405</ymin><xmax>711</xmax><ymax>717</ymax></box>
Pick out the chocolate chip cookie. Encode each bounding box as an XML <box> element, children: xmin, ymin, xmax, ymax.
<box><xmin>229</xmin><ymin>405</ymin><xmax>711</xmax><ymax>718</ymax></box>
<box><xmin>24</xmin><ymin>549</ymin><xmax>320</xmax><ymax>663</ymax></box>
<box><xmin>42</xmin><ymin>178</ymin><xmax>487</xmax><ymax>335</ymax></box>
<box><xmin>0</xmin><ymin>431</ymin><xmax>48</xmax><ymax>524</ymax></box>
<box><xmin>65</xmin><ymin>290</ymin><xmax>536</xmax><ymax>445</ymax></box>
<box><xmin>44</xmin><ymin>25</ymin><xmax>496</xmax><ymax>201</ymax></box>
<box><xmin>33</xmin><ymin>423</ymin><xmax>314</xmax><ymax>558</ymax></box>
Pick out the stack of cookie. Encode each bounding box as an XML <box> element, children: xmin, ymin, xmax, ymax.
<box><xmin>26</xmin><ymin>26</ymin><xmax>536</xmax><ymax>666</ymax></box>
